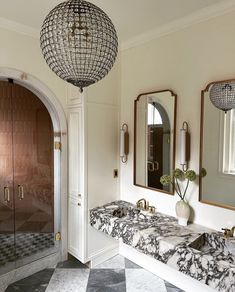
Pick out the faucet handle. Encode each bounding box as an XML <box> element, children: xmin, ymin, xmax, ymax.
<box><xmin>222</xmin><ymin>228</ymin><xmax>232</xmax><ymax>238</ymax></box>
<box><xmin>148</xmin><ymin>206</ymin><xmax>156</xmax><ymax>214</ymax></box>
<box><xmin>146</xmin><ymin>201</ymin><xmax>149</xmax><ymax>210</ymax></box>
<box><xmin>136</xmin><ymin>201</ymin><xmax>143</xmax><ymax>209</ymax></box>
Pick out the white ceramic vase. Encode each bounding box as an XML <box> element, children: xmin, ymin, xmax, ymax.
<box><xmin>175</xmin><ymin>200</ymin><xmax>190</xmax><ymax>226</ymax></box>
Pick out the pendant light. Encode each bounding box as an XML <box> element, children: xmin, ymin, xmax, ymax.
<box><xmin>40</xmin><ymin>0</ymin><xmax>118</xmax><ymax>92</ymax></box>
<box><xmin>209</xmin><ymin>81</ymin><xmax>235</xmax><ymax>113</ymax></box>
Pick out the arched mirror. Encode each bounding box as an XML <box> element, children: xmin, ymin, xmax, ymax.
<box><xmin>134</xmin><ymin>90</ymin><xmax>177</xmax><ymax>194</ymax></box>
<box><xmin>200</xmin><ymin>79</ymin><xmax>235</xmax><ymax>210</ymax></box>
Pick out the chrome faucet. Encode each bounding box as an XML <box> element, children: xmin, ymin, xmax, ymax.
<box><xmin>222</xmin><ymin>226</ymin><xmax>235</xmax><ymax>238</ymax></box>
<box><xmin>136</xmin><ymin>198</ymin><xmax>149</xmax><ymax>210</ymax></box>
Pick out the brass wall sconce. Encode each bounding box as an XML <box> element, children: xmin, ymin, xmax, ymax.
<box><xmin>180</xmin><ymin>121</ymin><xmax>190</xmax><ymax>171</ymax></box>
<box><xmin>120</xmin><ymin>123</ymin><xmax>129</xmax><ymax>163</ymax></box>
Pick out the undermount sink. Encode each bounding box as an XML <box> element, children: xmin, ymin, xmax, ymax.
<box><xmin>124</xmin><ymin>207</ymin><xmax>151</xmax><ymax>219</ymax></box>
<box><xmin>189</xmin><ymin>233</ymin><xmax>220</xmax><ymax>253</ymax></box>
<box><xmin>189</xmin><ymin>232</ymin><xmax>235</xmax><ymax>258</ymax></box>
<box><xmin>137</xmin><ymin>209</ymin><xmax>156</xmax><ymax>216</ymax></box>
<box><xmin>105</xmin><ymin>204</ymin><xmax>156</xmax><ymax>220</ymax></box>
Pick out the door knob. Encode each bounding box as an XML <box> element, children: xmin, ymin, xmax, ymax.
<box><xmin>4</xmin><ymin>187</ymin><xmax>10</xmax><ymax>202</ymax></box>
<box><xmin>18</xmin><ymin>185</ymin><xmax>24</xmax><ymax>200</ymax></box>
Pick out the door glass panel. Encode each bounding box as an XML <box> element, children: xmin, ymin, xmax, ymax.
<box><xmin>0</xmin><ymin>82</ymin><xmax>15</xmax><ymax>275</ymax></box>
<box><xmin>12</xmin><ymin>84</ymin><xmax>56</xmax><ymax>268</ymax></box>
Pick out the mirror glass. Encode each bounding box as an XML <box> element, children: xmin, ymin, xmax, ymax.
<box><xmin>134</xmin><ymin>90</ymin><xmax>177</xmax><ymax>194</ymax></box>
<box><xmin>200</xmin><ymin>83</ymin><xmax>235</xmax><ymax>210</ymax></box>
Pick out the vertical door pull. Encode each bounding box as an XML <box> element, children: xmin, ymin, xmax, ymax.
<box><xmin>154</xmin><ymin>161</ymin><xmax>159</xmax><ymax>171</ymax></box>
<box><xmin>4</xmin><ymin>187</ymin><xmax>10</xmax><ymax>202</ymax></box>
<box><xmin>18</xmin><ymin>185</ymin><xmax>24</xmax><ymax>200</ymax></box>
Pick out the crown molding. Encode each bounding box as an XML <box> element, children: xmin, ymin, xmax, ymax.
<box><xmin>0</xmin><ymin>17</ymin><xmax>39</xmax><ymax>38</ymax></box>
<box><xmin>121</xmin><ymin>0</ymin><xmax>235</xmax><ymax>51</ymax></box>
<box><xmin>1</xmin><ymin>0</ymin><xmax>235</xmax><ymax>49</ymax></box>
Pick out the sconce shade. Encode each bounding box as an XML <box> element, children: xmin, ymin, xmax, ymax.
<box><xmin>180</xmin><ymin>128</ymin><xmax>186</xmax><ymax>166</ymax></box>
<box><xmin>209</xmin><ymin>81</ymin><xmax>235</xmax><ymax>113</ymax></box>
<box><xmin>120</xmin><ymin>124</ymin><xmax>129</xmax><ymax>163</ymax></box>
<box><xmin>180</xmin><ymin>121</ymin><xmax>190</xmax><ymax>171</ymax></box>
<box><xmin>40</xmin><ymin>0</ymin><xmax>118</xmax><ymax>92</ymax></box>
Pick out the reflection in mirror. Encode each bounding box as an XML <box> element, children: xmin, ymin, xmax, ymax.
<box><xmin>200</xmin><ymin>80</ymin><xmax>235</xmax><ymax>210</ymax></box>
<box><xmin>134</xmin><ymin>90</ymin><xmax>177</xmax><ymax>194</ymax></box>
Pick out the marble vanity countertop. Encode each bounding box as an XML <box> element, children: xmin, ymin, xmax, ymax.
<box><xmin>90</xmin><ymin>200</ymin><xmax>235</xmax><ymax>292</ymax></box>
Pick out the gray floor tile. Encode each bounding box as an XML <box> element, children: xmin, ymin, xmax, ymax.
<box><xmin>165</xmin><ymin>281</ymin><xmax>184</xmax><ymax>292</ymax></box>
<box><xmin>87</xmin><ymin>269</ymin><xmax>126</xmax><ymax>292</ymax></box>
<box><xmin>6</xmin><ymin>268</ymin><xmax>54</xmax><ymax>292</ymax></box>
<box><xmin>124</xmin><ymin>258</ymin><xmax>141</xmax><ymax>269</ymax></box>
<box><xmin>56</xmin><ymin>256</ymin><xmax>88</xmax><ymax>269</ymax></box>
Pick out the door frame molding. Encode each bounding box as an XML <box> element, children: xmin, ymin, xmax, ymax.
<box><xmin>0</xmin><ymin>67</ymin><xmax>68</xmax><ymax>260</ymax></box>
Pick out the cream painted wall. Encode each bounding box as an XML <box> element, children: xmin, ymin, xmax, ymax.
<box><xmin>0</xmin><ymin>27</ymin><xmax>68</xmax><ymax>108</ymax></box>
<box><xmin>120</xmin><ymin>10</ymin><xmax>235</xmax><ymax>230</ymax></box>
<box><xmin>87</xmin><ymin>57</ymin><xmax>120</xmax><ymax>106</ymax></box>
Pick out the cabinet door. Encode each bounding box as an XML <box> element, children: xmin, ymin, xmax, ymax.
<box><xmin>68</xmin><ymin>196</ymin><xmax>83</xmax><ymax>260</ymax></box>
<box><xmin>67</xmin><ymin>108</ymin><xmax>85</xmax><ymax>261</ymax></box>
<box><xmin>68</xmin><ymin>108</ymin><xmax>84</xmax><ymax>198</ymax></box>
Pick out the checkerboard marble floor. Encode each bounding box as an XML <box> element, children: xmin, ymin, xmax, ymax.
<box><xmin>6</xmin><ymin>255</ymin><xmax>184</xmax><ymax>292</ymax></box>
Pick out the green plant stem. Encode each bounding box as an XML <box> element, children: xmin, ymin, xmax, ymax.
<box><xmin>182</xmin><ymin>179</ymin><xmax>189</xmax><ymax>200</ymax></box>
<box><xmin>170</xmin><ymin>181</ymin><xmax>182</xmax><ymax>199</ymax></box>
<box><xmin>175</xmin><ymin>178</ymin><xmax>183</xmax><ymax>200</ymax></box>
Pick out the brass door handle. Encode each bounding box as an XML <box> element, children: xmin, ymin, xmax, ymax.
<box><xmin>4</xmin><ymin>187</ymin><xmax>10</xmax><ymax>202</ymax></box>
<box><xmin>18</xmin><ymin>185</ymin><xmax>24</xmax><ymax>200</ymax></box>
<box><xmin>148</xmin><ymin>161</ymin><xmax>155</xmax><ymax>172</ymax></box>
<box><xmin>154</xmin><ymin>161</ymin><xmax>159</xmax><ymax>171</ymax></box>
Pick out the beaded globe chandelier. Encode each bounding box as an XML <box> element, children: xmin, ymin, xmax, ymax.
<box><xmin>40</xmin><ymin>0</ymin><xmax>118</xmax><ymax>92</ymax></box>
<box><xmin>209</xmin><ymin>81</ymin><xmax>235</xmax><ymax>113</ymax></box>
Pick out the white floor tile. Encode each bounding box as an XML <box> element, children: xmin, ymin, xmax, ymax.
<box><xmin>125</xmin><ymin>269</ymin><xmax>167</xmax><ymax>292</ymax></box>
<box><xmin>93</xmin><ymin>255</ymin><xmax>125</xmax><ymax>269</ymax></box>
<box><xmin>46</xmin><ymin>268</ymin><xmax>90</xmax><ymax>292</ymax></box>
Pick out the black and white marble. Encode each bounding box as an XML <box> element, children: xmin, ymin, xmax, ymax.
<box><xmin>90</xmin><ymin>200</ymin><xmax>235</xmax><ymax>292</ymax></box>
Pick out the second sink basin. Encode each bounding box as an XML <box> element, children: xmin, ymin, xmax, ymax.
<box><xmin>189</xmin><ymin>232</ymin><xmax>235</xmax><ymax>258</ymax></box>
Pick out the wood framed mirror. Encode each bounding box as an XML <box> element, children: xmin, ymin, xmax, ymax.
<box><xmin>199</xmin><ymin>79</ymin><xmax>235</xmax><ymax>210</ymax></box>
<box><xmin>134</xmin><ymin>89</ymin><xmax>177</xmax><ymax>194</ymax></box>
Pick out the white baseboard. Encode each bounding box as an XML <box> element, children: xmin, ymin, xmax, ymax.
<box><xmin>119</xmin><ymin>243</ymin><xmax>216</xmax><ymax>292</ymax></box>
<box><xmin>88</xmin><ymin>243</ymin><xmax>119</xmax><ymax>268</ymax></box>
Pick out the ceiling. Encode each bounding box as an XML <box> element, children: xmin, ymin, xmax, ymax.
<box><xmin>0</xmin><ymin>0</ymin><xmax>227</xmax><ymax>44</ymax></box>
